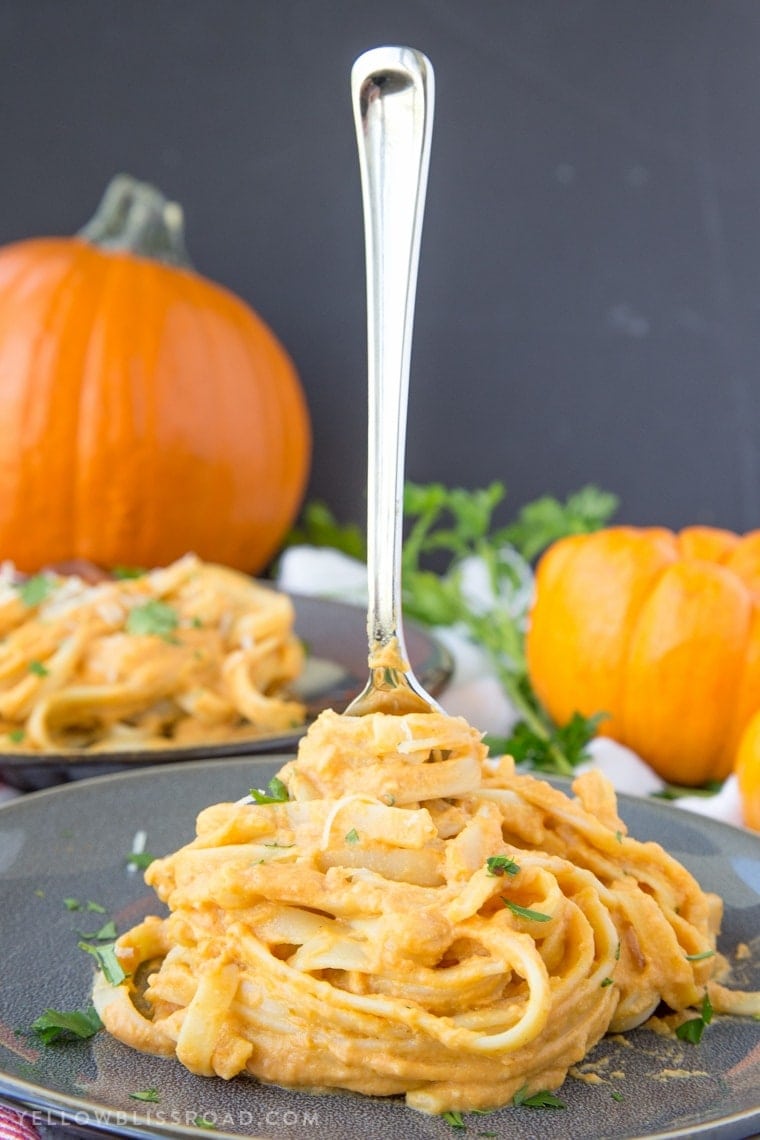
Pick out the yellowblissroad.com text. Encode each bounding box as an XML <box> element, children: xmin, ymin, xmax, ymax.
<box><xmin>12</xmin><ymin>1105</ymin><xmax>323</xmax><ymax>1131</ymax></box>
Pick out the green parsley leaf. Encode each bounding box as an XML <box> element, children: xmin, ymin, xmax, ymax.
<box><xmin>685</xmin><ymin>949</ymin><xmax>715</xmax><ymax>961</ymax></box>
<box><xmin>85</xmin><ymin>900</ymin><xmax>106</xmax><ymax>913</ymax></box>
<box><xmin>600</xmin><ymin>977</ymin><xmax>614</xmax><ymax>987</ymax></box>
<box><xmin>499</xmin><ymin>485</ymin><xmax>620</xmax><ymax>562</ymax></box>
<box><xmin>249</xmin><ymin>776</ymin><xmax>289</xmax><ymax>804</ymax></box>
<box><xmin>676</xmin><ymin>992</ymin><xmax>713</xmax><ymax>1044</ymax></box>
<box><xmin>441</xmin><ymin>1110</ymin><xmax>466</xmax><ymax>1128</ymax></box>
<box><xmin>345</xmin><ymin>828</ymin><xmax>360</xmax><ymax>844</ymax></box>
<box><xmin>112</xmin><ymin>565</ymin><xmax>146</xmax><ymax>580</ymax></box>
<box><xmin>126</xmin><ymin>599</ymin><xmax>179</xmax><ymax>640</ymax></box>
<box><xmin>28</xmin><ymin>659</ymin><xmax>49</xmax><ymax>677</ymax></box>
<box><xmin>78</xmin><ymin>940</ymin><xmax>127</xmax><ymax>986</ymax></box>
<box><xmin>676</xmin><ymin>1017</ymin><xmax>706</xmax><ymax>1044</ymax></box>
<box><xmin>496</xmin><ymin>709</ymin><xmax>607</xmax><ymax>778</ymax></box>
<box><xmin>193</xmin><ymin>1116</ymin><xmax>215</xmax><ymax>1130</ymax></box>
<box><xmin>502</xmin><ymin>898</ymin><xmax>552</xmax><ymax>923</ymax></box>
<box><xmin>126</xmin><ymin>851</ymin><xmax>156</xmax><ymax>870</ymax></box>
<box><xmin>129</xmin><ymin>1088</ymin><xmax>160</xmax><ymax>1102</ymax></box>
<box><xmin>513</xmin><ymin>1086</ymin><xmax>565</xmax><ymax>1108</ymax></box>
<box><xmin>18</xmin><ymin>574</ymin><xmax>54</xmax><ymax>606</ymax></box>
<box><xmin>31</xmin><ymin>1006</ymin><xmax>102</xmax><ymax>1044</ymax></box>
<box><xmin>285</xmin><ymin>500</ymin><xmax>366</xmax><ymax>560</ymax></box>
<box><xmin>611</xmin><ymin>1089</ymin><xmax>624</xmax><ymax>1102</ymax></box>
<box><xmin>485</xmin><ymin>854</ymin><xmax>519</xmax><ymax>877</ymax></box>
<box><xmin>79</xmin><ymin>919</ymin><xmax>117</xmax><ymax>941</ymax></box>
<box><xmin>8</xmin><ymin>728</ymin><xmax>24</xmax><ymax>744</ymax></box>
<box><xmin>63</xmin><ymin>898</ymin><xmax>81</xmax><ymax>911</ymax></box>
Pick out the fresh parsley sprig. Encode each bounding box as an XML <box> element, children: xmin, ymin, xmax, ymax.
<box><xmin>286</xmin><ymin>480</ymin><xmax>617</xmax><ymax>777</ymax></box>
<box><xmin>400</xmin><ymin>481</ymin><xmax>617</xmax><ymax>776</ymax></box>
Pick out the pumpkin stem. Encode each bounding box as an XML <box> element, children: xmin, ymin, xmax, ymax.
<box><xmin>78</xmin><ymin>173</ymin><xmax>193</xmax><ymax>268</ymax></box>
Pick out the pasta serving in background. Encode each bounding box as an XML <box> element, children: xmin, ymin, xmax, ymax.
<box><xmin>0</xmin><ymin>553</ymin><xmax>305</xmax><ymax>751</ymax></box>
<box><xmin>95</xmin><ymin>707</ymin><xmax>760</xmax><ymax>1116</ymax></box>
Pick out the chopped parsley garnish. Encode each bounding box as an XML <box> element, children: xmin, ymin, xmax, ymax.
<box><xmin>8</xmin><ymin>728</ymin><xmax>24</xmax><ymax>744</ymax></box>
<box><xmin>126</xmin><ymin>599</ymin><xmax>179</xmax><ymax>640</ymax></box>
<box><xmin>345</xmin><ymin>828</ymin><xmax>360</xmax><ymax>844</ymax></box>
<box><xmin>685</xmin><ymin>949</ymin><xmax>715</xmax><ymax>962</ymax></box>
<box><xmin>513</xmin><ymin>1086</ymin><xmax>565</xmax><ymax>1108</ymax></box>
<box><xmin>611</xmin><ymin>1089</ymin><xmax>624</xmax><ymax>1102</ymax></box>
<box><xmin>79</xmin><ymin>919</ymin><xmax>117</xmax><ymax>941</ymax></box>
<box><xmin>28</xmin><ymin>659</ymin><xmax>49</xmax><ymax>677</ymax></box>
<box><xmin>130</xmin><ymin>1087</ymin><xmax>160</xmax><ymax>1102</ymax></box>
<box><xmin>676</xmin><ymin>992</ymin><xmax>713</xmax><ymax>1044</ymax></box>
<box><xmin>112</xmin><ymin>565</ymin><xmax>145</xmax><ymax>579</ymax></box>
<box><xmin>193</xmin><ymin>1115</ymin><xmax>216</xmax><ymax>1130</ymax></box>
<box><xmin>126</xmin><ymin>851</ymin><xmax>156</xmax><ymax>870</ymax></box>
<box><xmin>31</xmin><ymin>1006</ymin><xmax>102</xmax><ymax>1044</ymax></box>
<box><xmin>249</xmin><ymin>776</ymin><xmax>289</xmax><ymax>804</ymax></box>
<box><xmin>442</xmin><ymin>1110</ymin><xmax>466</xmax><ymax>1129</ymax></box>
<box><xmin>501</xmin><ymin>898</ymin><xmax>552</xmax><ymax>923</ymax></box>
<box><xmin>676</xmin><ymin>991</ymin><xmax>714</xmax><ymax>1043</ymax></box>
<box><xmin>485</xmin><ymin>854</ymin><xmax>519</xmax><ymax>877</ymax></box>
<box><xmin>600</xmin><ymin>977</ymin><xmax>614</xmax><ymax>987</ymax></box>
<box><xmin>78</xmin><ymin>940</ymin><xmax>127</xmax><ymax>986</ymax></box>
<box><xmin>64</xmin><ymin>898</ymin><xmax>106</xmax><ymax>913</ymax></box>
<box><xmin>18</xmin><ymin>574</ymin><xmax>54</xmax><ymax>606</ymax></box>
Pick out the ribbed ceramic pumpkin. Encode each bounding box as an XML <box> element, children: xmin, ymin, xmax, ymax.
<box><xmin>0</xmin><ymin>175</ymin><xmax>311</xmax><ymax>573</ymax></box>
<box><xmin>525</xmin><ymin>525</ymin><xmax>760</xmax><ymax>786</ymax></box>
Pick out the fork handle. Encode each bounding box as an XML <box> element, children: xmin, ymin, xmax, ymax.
<box><xmin>351</xmin><ymin>44</ymin><xmax>434</xmax><ymax>661</ymax></box>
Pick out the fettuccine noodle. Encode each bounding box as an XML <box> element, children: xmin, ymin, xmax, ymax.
<box><xmin>0</xmin><ymin>554</ymin><xmax>305</xmax><ymax>751</ymax></box>
<box><xmin>95</xmin><ymin>708</ymin><xmax>760</xmax><ymax>1115</ymax></box>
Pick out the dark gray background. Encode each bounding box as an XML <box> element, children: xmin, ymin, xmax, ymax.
<box><xmin>2</xmin><ymin>0</ymin><xmax>760</xmax><ymax>535</ymax></box>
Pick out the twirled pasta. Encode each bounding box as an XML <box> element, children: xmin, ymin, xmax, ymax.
<box><xmin>95</xmin><ymin>708</ymin><xmax>760</xmax><ymax>1115</ymax></box>
<box><xmin>0</xmin><ymin>554</ymin><xmax>305</xmax><ymax>750</ymax></box>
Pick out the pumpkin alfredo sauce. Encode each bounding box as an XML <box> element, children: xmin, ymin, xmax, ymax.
<box><xmin>94</xmin><ymin>706</ymin><xmax>760</xmax><ymax>1116</ymax></box>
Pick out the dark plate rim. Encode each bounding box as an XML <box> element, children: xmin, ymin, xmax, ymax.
<box><xmin>0</xmin><ymin>592</ymin><xmax>453</xmax><ymax>776</ymax></box>
<box><xmin>0</xmin><ymin>760</ymin><xmax>758</xmax><ymax>1140</ymax></box>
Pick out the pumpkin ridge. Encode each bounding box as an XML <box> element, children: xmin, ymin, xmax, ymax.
<box><xmin>3</xmin><ymin>243</ymin><xmax>106</xmax><ymax>568</ymax></box>
<box><xmin>619</xmin><ymin>544</ymin><xmax>679</xmax><ymax>743</ymax></box>
<box><xmin>72</xmin><ymin>249</ymin><xmax>143</xmax><ymax>564</ymax></box>
<box><xmin>174</xmin><ymin>266</ymin><xmax>249</xmax><ymax>562</ymax></box>
<box><xmin>235</xmin><ymin>299</ymin><xmax>309</xmax><ymax>547</ymax></box>
<box><xmin>620</xmin><ymin>558</ymin><xmax>752</xmax><ymax>784</ymax></box>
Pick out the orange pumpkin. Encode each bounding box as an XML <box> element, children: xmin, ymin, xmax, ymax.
<box><xmin>735</xmin><ymin>710</ymin><xmax>760</xmax><ymax>830</ymax></box>
<box><xmin>525</xmin><ymin>525</ymin><xmax>760</xmax><ymax>786</ymax></box>
<box><xmin>0</xmin><ymin>174</ymin><xmax>311</xmax><ymax>573</ymax></box>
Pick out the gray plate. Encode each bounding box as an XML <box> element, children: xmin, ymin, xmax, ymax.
<box><xmin>0</xmin><ymin>594</ymin><xmax>452</xmax><ymax>792</ymax></box>
<box><xmin>0</xmin><ymin>757</ymin><xmax>759</xmax><ymax>1140</ymax></box>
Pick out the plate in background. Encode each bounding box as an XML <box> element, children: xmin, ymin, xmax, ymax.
<box><xmin>0</xmin><ymin>757</ymin><xmax>758</xmax><ymax>1140</ymax></box>
<box><xmin>0</xmin><ymin>594</ymin><xmax>452</xmax><ymax>792</ymax></box>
